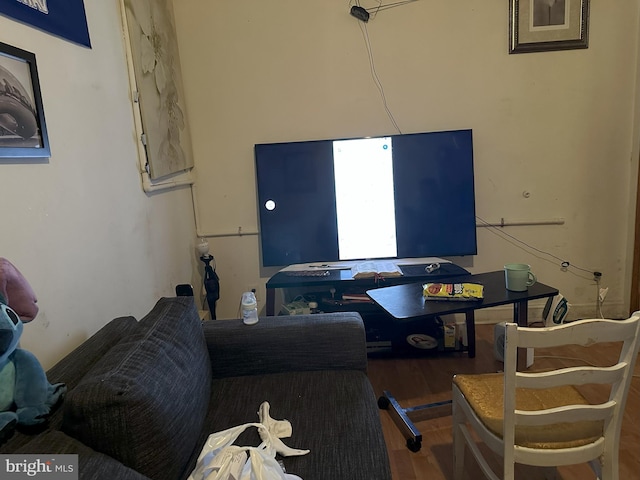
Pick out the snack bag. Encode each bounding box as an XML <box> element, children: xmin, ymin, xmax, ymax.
<box><xmin>423</xmin><ymin>283</ymin><xmax>484</xmax><ymax>301</ymax></box>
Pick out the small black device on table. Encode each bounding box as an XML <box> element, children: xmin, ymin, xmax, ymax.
<box><xmin>366</xmin><ymin>270</ymin><xmax>558</xmax><ymax>452</ymax></box>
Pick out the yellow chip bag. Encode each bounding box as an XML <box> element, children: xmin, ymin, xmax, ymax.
<box><xmin>423</xmin><ymin>283</ymin><xmax>484</xmax><ymax>301</ymax></box>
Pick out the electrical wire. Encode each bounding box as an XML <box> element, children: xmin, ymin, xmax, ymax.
<box><xmin>476</xmin><ymin>215</ymin><xmax>607</xmax><ymax>317</ymax></box>
<box><xmin>370</xmin><ymin>0</ymin><xmax>419</xmax><ymax>14</ymax></box>
<box><xmin>364</xmin><ymin>0</ymin><xmax>383</xmax><ymax>21</ymax></box>
<box><xmin>595</xmin><ymin>275</ymin><xmax>605</xmax><ymax>319</ymax></box>
<box><xmin>347</xmin><ymin>0</ymin><xmax>408</xmax><ymax>133</ymax></box>
<box><xmin>371</xmin><ymin>3</ymin><xmax>383</xmax><ymax>21</ymax></box>
<box><xmin>356</xmin><ymin>18</ymin><xmax>402</xmax><ymax>134</ymax></box>
<box><xmin>475</xmin><ymin>215</ymin><xmax>597</xmax><ymax>280</ymax></box>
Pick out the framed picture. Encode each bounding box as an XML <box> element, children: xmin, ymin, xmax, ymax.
<box><xmin>0</xmin><ymin>41</ymin><xmax>50</xmax><ymax>158</ymax></box>
<box><xmin>0</xmin><ymin>0</ymin><xmax>91</xmax><ymax>48</ymax></box>
<box><xmin>122</xmin><ymin>0</ymin><xmax>194</xmax><ymax>180</ymax></box>
<box><xmin>509</xmin><ymin>0</ymin><xmax>590</xmax><ymax>54</ymax></box>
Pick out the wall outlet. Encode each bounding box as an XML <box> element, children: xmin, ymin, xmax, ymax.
<box><xmin>247</xmin><ymin>284</ymin><xmax>258</xmax><ymax>299</ymax></box>
<box><xmin>599</xmin><ymin>287</ymin><xmax>608</xmax><ymax>303</ymax></box>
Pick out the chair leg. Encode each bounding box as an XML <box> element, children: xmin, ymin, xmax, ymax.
<box><xmin>541</xmin><ymin>466</ymin><xmax>558</xmax><ymax>480</ymax></box>
<box><xmin>503</xmin><ymin>459</ymin><xmax>515</xmax><ymax>480</ymax></box>
<box><xmin>591</xmin><ymin>454</ymin><xmax>615</xmax><ymax>480</ymax></box>
<box><xmin>453</xmin><ymin>425</ymin><xmax>466</xmax><ymax>480</ymax></box>
<box><xmin>589</xmin><ymin>459</ymin><xmax>602</xmax><ymax>480</ymax></box>
<box><xmin>452</xmin><ymin>400</ymin><xmax>465</xmax><ymax>480</ymax></box>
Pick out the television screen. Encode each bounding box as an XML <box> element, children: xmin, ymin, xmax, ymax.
<box><xmin>255</xmin><ymin>129</ymin><xmax>477</xmax><ymax>267</ymax></box>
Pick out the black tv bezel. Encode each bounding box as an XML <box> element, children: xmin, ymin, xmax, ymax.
<box><xmin>254</xmin><ymin>129</ymin><xmax>478</xmax><ymax>268</ymax></box>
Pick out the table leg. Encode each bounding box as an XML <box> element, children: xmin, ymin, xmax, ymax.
<box><xmin>266</xmin><ymin>288</ymin><xmax>275</xmax><ymax>316</ymax></box>
<box><xmin>515</xmin><ymin>300</ymin><xmax>529</xmax><ymax>370</ymax></box>
<box><xmin>465</xmin><ymin>310</ymin><xmax>476</xmax><ymax>358</ymax></box>
<box><xmin>377</xmin><ymin>390</ymin><xmax>452</xmax><ymax>453</ymax></box>
<box><xmin>377</xmin><ymin>310</ymin><xmax>474</xmax><ymax>452</ymax></box>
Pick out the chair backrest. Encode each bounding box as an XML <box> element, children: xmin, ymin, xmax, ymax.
<box><xmin>502</xmin><ymin>312</ymin><xmax>640</xmax><ymax>468</ymax></box>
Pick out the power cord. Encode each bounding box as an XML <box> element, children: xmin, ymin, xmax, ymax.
<box><xmin>594</xmin><ymin>272</ymin><xmax>605</xmax><ymax>319</ymax></box>
<box><xmin>475</xmin><ymin>215</ymin><xmax>598</xmax><ymax>281</ymax></box>
<box><xmin>475</xmin><ymin>215</ymin><xmax>605</xmax><ymax>317</ymax></box>
<box><xmin>370</xmin><ymin>0</ymin><xmax>419</xmax><ymax>16</ymax></box>
<box><xmin>355</xmin><ymin>18</ymin><xmax>402</xmax><ymax>134</ymax></box>
<box><xmin>347</xmin><ymin>0</ymin><xmax>406</xmax><ymax>134</ymax></box>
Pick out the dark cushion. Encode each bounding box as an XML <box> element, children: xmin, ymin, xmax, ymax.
<box><xmin>0</xmin><ymin>316</ymin><xmax>140</xmax><ymax>454</ymax></box>
<box><xmin>62</xmin><ymin>297</ymin><xmax>212</xmax><ymax>480</ymax></box>
<box><xmin>47</xmin><ymin>316</ymin><xmax>140</xmax><ymax>389</ymax></box>
<box><xmin>15</xmin><ymin>430</ymin><xmax>150</xmax><ymax>480</ymax></box>
<box><xmin>203</xmin><ymin>312</ymin><xmax>368</xmax><ymax>378</ymax></box>
<box><xmin>185</xmin><ymin>370</ymin><xmax>391</xmax><ymax>480</ymax></box>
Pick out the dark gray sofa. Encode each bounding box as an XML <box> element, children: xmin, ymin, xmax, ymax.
<box><xmin>0</xmin><ymin>297</ymin><xmax>392</xmax><ymax>480</ymax></box>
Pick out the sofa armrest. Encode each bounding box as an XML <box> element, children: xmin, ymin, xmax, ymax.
<box><xmin>203</xmin><ymin>311</ymin><xmax>367</xmax><ymax>378</ymax></box>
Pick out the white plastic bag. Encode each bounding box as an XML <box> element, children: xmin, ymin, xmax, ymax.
<box><xmin>188</xmin><ymin>402</ymin><xmax>308</xmax><ymax>480</ymax></box>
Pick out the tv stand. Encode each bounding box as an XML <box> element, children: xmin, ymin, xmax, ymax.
<box><xmin>265</xmin><ymin>262</ymin><xmax>470</xmax><ymax>353</ymax></box>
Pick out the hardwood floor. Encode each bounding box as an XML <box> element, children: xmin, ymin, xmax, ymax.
<box><xmin>367</xmin><ymin>323</ymin><xmax>640</xmax><ymax>480</ymax></box>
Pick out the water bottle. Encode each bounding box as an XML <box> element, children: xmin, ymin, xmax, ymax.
<box><xmin>241</xmin><ymin>291</ymin><xmax>259</xmax><ymax>325</ymax></box>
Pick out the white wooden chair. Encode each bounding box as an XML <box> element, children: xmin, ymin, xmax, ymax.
<box><xmin>452</xmin><ymin>312</ymin><xmax>640</xmax><ymax>480</ymax></box>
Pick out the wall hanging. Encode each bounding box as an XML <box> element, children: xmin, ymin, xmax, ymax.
<box><xmin>0</xmin><ymin>1</ymin><xmax>90</xmax><ymax>48</ymax></box>
<box><xmin>510</xmin><ymin>0</ymin><xmax>589</xmax><ymax>53</ymax></box>
<box><xmin>0</xmin><ymin>41</ymin><xmax>50</xmax><ymax>158</ymax></box>
<box><xmin>121</xmin><ymin>0</ymin><xmax>194</xmax><ymax>180</ymax></box>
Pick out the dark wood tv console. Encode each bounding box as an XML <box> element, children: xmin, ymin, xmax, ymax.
<box><xmin>265</xmin><ymin>262</ymin><xmax>469</xmax><ymax>315</ymax></box>
<box><xmin>265</xmin><ymin>262</ymin><xmax>471</xmax><ymax>353</ymax></box>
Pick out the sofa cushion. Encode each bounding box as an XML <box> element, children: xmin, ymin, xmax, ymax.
<box><xmin>203</xmin><ymin>312</ymin><xmax>368</xmax><ymax>378</ymax></box>
<box><xmin>15</xmin><ymin>430</ymin><xmax>149</xmax><ymax>480</ymax></box>
<box><xmin>0</xmin><ymin>316</ymin><xmax>141</xmax><ymax>454</ymax></box>
<box><xmin>47</xmin><ymin>316</ymin><xmax>140</xmax><ymax>390</ymax></box>
<box><xmin>186</xmin><ymin>370</ymin><xmax>391</xmax><ymax>480</ymax></box>
<box><xmin>62</xmin><ymin>297</ymin><xmax>211</xmax><ymax>480</ymax></box>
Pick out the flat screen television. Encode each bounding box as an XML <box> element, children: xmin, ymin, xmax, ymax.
<box><xmin>254</xmin><ymin>129</ymin><xmax>477</xmax><ymax>267</ymax></box>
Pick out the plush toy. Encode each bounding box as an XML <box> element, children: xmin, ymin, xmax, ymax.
<box><xmin>0</xmin><ymin>258</ymin><xmax>39</xmax><ymax>323</ymax></box>
<box><xmin>0</xmin><ymin>258</ymin><xmax>66</xmax><ymax>444</ymax></box>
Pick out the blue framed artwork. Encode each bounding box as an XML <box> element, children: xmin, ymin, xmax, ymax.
<box><xmin>0</xmin><ymin>0</ymin><xmax>91</xmax><ymax>48</ymax></box>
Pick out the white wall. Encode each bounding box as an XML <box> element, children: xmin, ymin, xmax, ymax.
<box><xmin>172</xmin><ymin>1</ymin><xmax>640</xmax><ymax>321</ymax></box>
<box><xmin>0</xmin><ymin>0</ymin><xmax>199</xmax><ymax>369</ymax></box>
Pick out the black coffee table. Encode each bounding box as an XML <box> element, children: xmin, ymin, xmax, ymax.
<box><xmin>366</xmin><ymin>270</ymin><xmax>558</xmax><ymax>452</ymax></box>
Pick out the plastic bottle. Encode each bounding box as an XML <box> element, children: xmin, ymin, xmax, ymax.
<box><xmin>241</xmin><ymin>291</ymin><xmax>259</xmax><ymax>325</ymax></box>
<box><xmin>308</xmin><ymin>301</ymin><xmax>319</xmax><ymax>314</ymax></box>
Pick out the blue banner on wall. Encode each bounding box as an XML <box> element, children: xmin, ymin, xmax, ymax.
<box><xmin>0</xmin><ymin>0</ymin><xmax>91</xmax><ymax>48</ymax></box>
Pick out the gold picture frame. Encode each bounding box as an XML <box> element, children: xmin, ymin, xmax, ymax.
<box><xmin>510</xmin><ymin>0</ymin><xmax>590</xmax><ymax>54</ymax></box>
